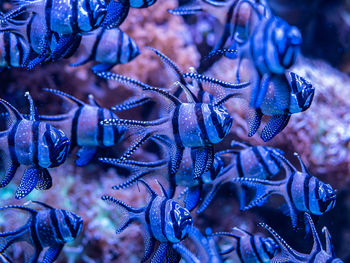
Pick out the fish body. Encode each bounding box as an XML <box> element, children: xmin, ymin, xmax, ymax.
<box><xmin>232</xmin><ymin>153</ymin><xmax>337</xmax><ymax>227</ymax></box>
<box><xmin>102</xmin><ymin>180</ymin><xmax>193</xmax><ymax>262</ymax></box>
<box><xmin>261</xmin><ymin>213</ymin><xmax>343</xmax><ymax>263</ymax></box>
<box><xmin>0</xmin><ymin>202</ymin><xmax>83</xmax><ymax>263</ymax></box>
<box><xmin>0</xmin><ymin>93</ymin><xmax>70</xmax><ymax>199</ymax></box>
<box><xmin>71</xmin><ymin>27</ymin><xmax>140</xmax><ymax>71</ymax></box>
<box><xmin>247</xmin><ymin>72</ymin><xmax>314</xmax><ymax>141</ymax></box>
<box><xmin>39</xmin><ymin>89</ymin><xmax>126</xmax><ymax>166</ymax></box>
<box><xmin>0</xmin><ymin>29</ymin><xmax>29</xmax><ymax>68</ymax></box>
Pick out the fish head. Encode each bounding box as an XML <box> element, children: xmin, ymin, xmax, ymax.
<box><xmin>317</xmin><ymin>183</ymin><xmax>337</xmax><ymax>213</ymax></box>
<box><xmin>288</xmin><ymin>72</ymin><xmax>314</xmax><ymax>113</ymax></box>
<box><xmin>207</xmin><ymin>105</ymin><xmax>233</xmax><ymax>143</ymax></box>
<box><xmin>42</xmin><ymin>125</ymin><xmax>70</xmax><ymax>168</ymax></box>
<box><xmin>273</xmin><ymin>18</ymin><xmax>302</xmax><ymax>69</ymax></box>
<box><xmin>58</xmin><ymin>210</ymin><xmax>84</xmax><ymax>243</ymax></box>
<box><xmin>260</xmin><ymin>237</ymin><xmax>279</xmax><ymax>259</ymax></box>
<box><xmin>166</xmin><ymin>200</ymin><xmax>193</xmax><ymax>242</ymax></box>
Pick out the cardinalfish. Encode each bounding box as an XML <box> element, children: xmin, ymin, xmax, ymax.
<box><xmin>260</xmin><ymin>213</ymin><xmax>343</xmax><ymax>262</ymax></box>
<box><xmin>96</xmin><ymin>48</ymin><xmax>249</xmax><ymax>194</ymax></box>
<box><xmin>168</xmin><ymin>0</ymin><xmax>271</xmax><ymax>50</ymax></box>
<box><xmin>1</xmin><ymin>13</ymin><xmax>140</xmax><ymax>70</ymax></box>
<box><xmin>0</xmin><ymin>201</ymin><xmax>83</xmax><ymax>263</ymax></box>
<box><xmin>39</xmin><ymin>89</ymin><xmax>150</xmax><ymax>166</ymax></box>
<box><xmin>232</xmin><ymin>152</ymin><xmax>337</xmax><ymax>227</ymax></box>
<box><xmin>0</xmin><ymin>92</ymin><xmax>70</xmax><ymax>199</ymax></box>
<box><xmin>102</xmin><ymin>180</ymin><xmax>193</xmax><ymax>263</ymax></box>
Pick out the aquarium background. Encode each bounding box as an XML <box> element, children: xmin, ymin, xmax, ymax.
<box><xmin>1</xmin><ymin>0</ymin><xmax>350</xmax><ymax>262</ymax></box>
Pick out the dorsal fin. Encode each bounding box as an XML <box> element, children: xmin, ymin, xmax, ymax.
<box><xmin>322</xmin><ymin>227</ymin><xmax>335</xmax><ymax>257</ymax></box>
<box><xmin>170</xmin><ymin>81</ymin><xmax>198</xmax><ymax>103</ymax></box>
<box><xmin>155</xmin><ymin>180</ymin><xmax>168</xmax><ymax>199</ymax></box>
<box><xmin>0</xmin><ymin>205</ymin><xmax>37</xmax><ymax>215</ymax></box>
<box><xmin>28</xmin><ymin>200</ymin><xmax>54</xmax><ymax>210</ymax></box>
<box><xmin>44</xmin><ymin>88</ymin><xmax>85</xmax><ymax>107</ymax></box>
<box><xmin>294</xmin><ymin>153</ymin><xmax>309</xmax><ymax>174</ymax></box>
<box><xmin>88</xmin><ymin>94</ymin><xmax>101</xmax><ymax>107</ymax></box>
<box><xmin>0</xmin><ymin>98</ymin><xmax>23</xmax><ymax>128</ymax></box>
<box><xmin>271</xmin><ymin>152</ymin><xmax>297</xmax><ymax>174</ymax></box>
<box><xmin>138</xmin><ymin>179</ymin><xmax>158</xmax><ymax>199</ymax></box>
<box><xmin>24</xmin><ymin>92</ymin><xmax>39</xmax><ymax>121</ymax></box>
<box><xmin>305</xmin><ymin>213</ymin><xmax>322</xmax><ymax>254</ymax></box>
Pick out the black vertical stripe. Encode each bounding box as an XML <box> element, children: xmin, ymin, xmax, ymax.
<box><xmin>160</xmin><ymin>199</ymin><xmax>167</xmax><ymax>240</ymax></box>
<box><xmin>91</xmin><ymin>29</ymin><xmax>105</xmax><ymax>60</ymax></box>
<box><xmin>62</xmin><ymin>210</ymin><xmax>76</xmax><ymax>238</ymax></box>
<box><xmin>109</xmin><ymin>111</ymin><xmax>120</xmax><ymax>144</ymax></box>
<box><xmin>236</xmin><ymin>238</ymin><xmax>244</xmax><ymax>262</ymax></box>
<box><xmin>261</xmin><ymin>18</ymin><xmax>273</xmax><ymax>71</ymax></box>
<box><xmin>8</xmin><ymin>121</ymin><xmax>20</xmax><ymax>165</ymax></box>
<box><xmin>252</xmin><ymin>147</ymin><xmax>272</xmax><ymax>177</ymax></box>
<box><xmin>71</xmin><ymin>0</ymin><xmax>79</xmax><ymax>33</ymax></box>
<box><xmin>15</xmin><ymin>35</ymin><xmax>24</xmax><ymax>66</ymax></box>
<box><xmin>116</xmin><ymin>30</ymin><xmax>124</xmax><ymax>63</ymax></box>
<box><xmin>250</xmin><ymin>237</ymin><xmax>263</xmax><ymax>263</ymax></box>
<box><xmin>208</xmin><ymin>105</ymin><xmax>225</xmax><ymax>139</ymax></box>
<box><xmin>71</xmin><ymin>107</ymin><xmax>83</xmax><ymax>147</ymax></box>
<box><xmin>194</xmin><ymin>104</ymin><xmax>209</xmax><ymax>143</ymax></box>
<box><xmin>286</xmin><ymin>173</ymin><xmax>294</xmax><ymax>207</ymax></box>
<box><xmin>127</xmin><ymin>36</ymin><xmax>133</xmax><ymax>62</ymax></box>
<box><xmin>30</xmin><ymin>215</ymin><xmax>43</xmax><ymax>249</ymax></box>
<box><xmin>172</xmin><ymin>106</ymin><xmax>183</xmax><ymax>147</ymax></box>
<box><xmin>4</xmin><ymin>32</ymin><xmax>11</xmax><ymax>66</ymax></box>
<box><xmin>45</xmin><ymin>0</ymin><xmax>53</xmax><ymax>31</ymax></box>
<box><xmin>50</xmin><ymin>209</ymin><xmax>64</xmax><ymax>241</ymax></box>
<box><xmin>97</xmin><ymin>108</ymin><xmax>104</xmax><ymax>146</ymax></box>
<box><xmin>32</xmin><ymin>121</ymin><xmax>40</xmax><ymax>165</ymax></box>
<box><xmin>304</xmin><ymin>174</ymin><xmax>311</xmax><ymax>212</ymax></box>
<box><xmin>236</xmin><ymin>153</ymin><xmax>244</xmax><ymax>177</ymax></box>
<box><xmin>84</xmin><ymin>0</ymin><xmax>94</xmax><ymax>28</ymax></box>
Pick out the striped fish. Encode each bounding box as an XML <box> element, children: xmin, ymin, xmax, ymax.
<box><xmin>261</xmin><ymin>213</ymin><xmax>343</xmax><ymax>263</ymax></box>
<box><xmin>0</xmin><ymin>0</ymin><xmax>107</xmax><ymax>65</ymax></box>
<box><xmin>210</xmin><ymin>227</ymin><xmax>279</xmax><ymax>263</ymax></box>
<box><xmin>0</xmin><ymin>201</ymin><xmax>83</xmax><ymax>263</ymax></box>
<box><xmin>71</xmin><ymin>27</ymin><xmax>140</xmax><ymax>71</ymax></box>
<box><xmin>168</xmin><ymin>0</ymin><xmax>270</xmax><ymax>50</ymax></box>
<box><xmin>232</xmin><ymin>152</ymin><xmax>337</xmax><ymax>227</ymax></box>
<box><xmin>173</xmin><ymin>227</ymin><xmax>224</xmax><ymax>263</ymax></box>
<box><xmin>0</xmin><ymin>29</ymin><xmax>29</xmax><ymax>69</ymax></box>
<box><xmin>247</xmin><ymin>72</ymin><xmax>314</xmax><ymax>141</ymax></box>
<box><xmin>0</xmin><ymin>92</ymin><xmax>70</xmax><ymax>199</ymax></box>
<box><xmin>39</xmin><ymin>89</ymin><xmax>136</xmax><ymax>166</ymax></box>
<box><xmin>97</xmin><ymin>48</ymin><xmax>249</xmax><ymax>187</ymax></box>
<box><xmin>102</xmin><ymin>180</ymin><xmax>193</xmax><ymax>263</ymax></box>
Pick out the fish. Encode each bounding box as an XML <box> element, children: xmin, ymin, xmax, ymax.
<box><xmin>168</xmin><ymin>0</ymin><xmax>271</xmax><ymax>50</ymax></box>
<box><xmin>38</xmin><ymin>89</ymin><xmax>148</xmax><ymax>166</ymax></box>
<box><xmin>0</xmin><ymin>28</ymin><xmax>29</xmax><ymax>69</ymax></box>
<box><xmin>102</xmin><ymin>179</ymin><xmax>193</xmax><ymax>263</ymax></box>
<box><xmin>71</xmin><ymin>27</ymin><xmax>140</xmax><ymax>71</ymax></box>
<box><xmin>260</xmin><ymin>213</ymin><xmax>344</xmax><ymax>262</ymax></box>
<box><xmin>231</xmin><ymin>152</ymin><xmax>337</xmax><ymax>227</ymax></box>
<box><xmin>97</xmin><ymin>48</ymin><xmax>249</xmax><ymax>189</ymax></box>
<box><xmin>0</xmin><ymin>0</ymin><xmax>107</xmax><ymax>66</ymax></box>
<box><xmin>0</xmin><ymin>92</ymin><xmax>70</xmax><ymax>199</ymax></box>
<box><xmin>246</xmin><ymin>72</ymin><xmax>315</xmax><ymax>141</ymax></box>
<box><xmin>0</xmin><ymin>201</ymin><xmax>83</xmax><ymax>263</ymax></box>
<box><xmin>173</xmin><ymin>227</ymin><xmax>223</xmax><ymax>263</ymax></box>
<box><xmin>210</xmin><ymin>227</ymin><xmax>279</xmax><ymax>263</ymax></box>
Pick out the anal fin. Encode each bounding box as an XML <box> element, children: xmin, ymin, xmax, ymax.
<box><xmin>247</xmin><ymin>109</ymin><xmax>263</xmax><ymax>137</ymax></box>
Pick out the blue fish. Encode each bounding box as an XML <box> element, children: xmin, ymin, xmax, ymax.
<box><xmin>232</xmin><ymin>152</ymin><xmax>337</xmax><ymax>227</ymax></box>
<box><xmin>102</xmin><ymin>179</ymin><xmax>193</xmax><ymax>263</ymax></box>
<box><xmin>246</xmin><ymin>72</ymin><xmax>315</xmax><ymax>141</ymax></box>
<box><xmin>0</xmin><ymin>201</ymin><xmax>83</xmax><ymax>263</ymax></box>
<box><xmin>38</xmin><ymin>89</ymin><xmax>148</xmax><ymax>166</ymax></box>
<box><xmin>0</xmin><ymin>92</ymin><xmax>70</xmax><ymax>199</ymax></box>
<box><xmin>260</xmin><ymin>213</ymin><xmax>343</xmax><ymax>262</ymax></box>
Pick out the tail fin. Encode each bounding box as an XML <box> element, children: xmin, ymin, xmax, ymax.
<box><xmin>231</xmin><ymin>178</ymin><xmax>282</xmax><ymax>210</ymax></box>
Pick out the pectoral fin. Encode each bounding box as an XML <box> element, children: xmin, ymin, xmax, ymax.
<box><xmin>261</xmin><ymin>114</ymin><xmax>290</xmax><ymax>142</ymax></box>
<box><xmin>191</xmin><ymin>146</ymin><xmax>214</xmax><ymax>180</ymax></box>
<box><xmin>15</xmin><ymin>167</ymin><xmax>40</xmax><ymax>199</ymax></box>
<box><xmin>92</xmin><ymin>63</ymin><xmax>115</xmax><ymax>72</ymax></box>
<box><xmin>184</xmin><ymin>185</ymin><xmax>202</xmax><ymax>212</ymax></box>
<box><xmin>75</xmin><ymin>147</ymin><xmax>97</xmax><ymax>166</ymax></box>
